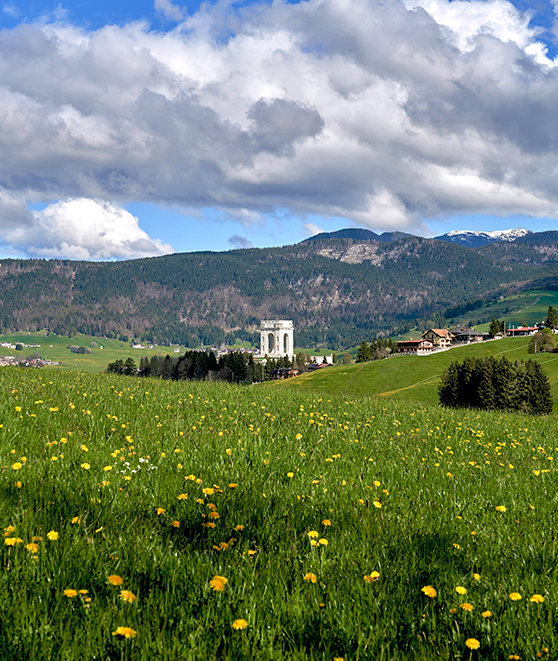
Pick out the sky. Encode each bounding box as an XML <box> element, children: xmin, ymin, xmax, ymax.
<box><xmin>2</xmin><ymin>0</ymin><xmax>558</xmax><ymax>259</ymax></box>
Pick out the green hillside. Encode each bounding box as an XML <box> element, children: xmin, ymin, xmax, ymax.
<box><xmin>273</xmin><ymin>337</ymin><xmax>558</xmax><ymax>409</ymax></box>
<box><xmin>0</xmin><ymin>331</ymin><xmax>186</xmax><ymax>373</ymax></box>
<box><xmin>474</xmin><ymin>290</ymin><xmax>558</xmax><ymax>330</ymax></box>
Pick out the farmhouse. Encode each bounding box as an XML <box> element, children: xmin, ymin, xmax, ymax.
<box><xmin>421</xmin><ymin>328</ymin><xmax>454</xmax><ymax>348</ymax></box>
<box><xmin>451</xmin><ymin>328</ymin><xmax>487</xmax><ymax>343</ymax></box>
<box><xmin>396</xmin><ymin>339</ymin><xmax>434</xmax><ymax>355</ymax></box>
<box><xmin>506</xmin><ymin>326</ymin><xmax>540</xmax><ymax>337</ymax></box>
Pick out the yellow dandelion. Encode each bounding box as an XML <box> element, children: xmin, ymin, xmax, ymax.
<box><xmin>25</xmin><ymin>543</ymin><xmax>39</xmax><ymax>553</ymax></box>
<box><xmin>496</xmin><ymin>505</ymin><xmax>507</xmax><ymax>513</ymax></box>
<box><xmin>11</xmin><ymin>462</ymin><xmax>22</xmax><ymax>470</ymax></box>
<box><xmin>232</xmin><ymin>619</ymin><xmax>248</xmax><ymax>630</ymax></box>
<box><xmin>156</xmin><ymin>508</ymin><xmax>165</xmax><ymax>515</ymax></box>
<box><xmin>81</xmin><ymin>463</ymin><xmax>91</xmax><ymax>470</ymax></box>
<box><xmin>228</xmin><ymin>483</ymin><xmax>238</xmax><ymax>488</ymax></box>
<box><xmin>71</xmin><ymin>517</ymin><xmax>81</xmax><ymax>524</ymax></box>
<box><xmin>465</xmin><ymin>638</ymin><xmax>480</xmax><ymax>650</ymax></box>
<box><xmin>120</xmin><ymin>590</ymin><xmax>137</xmax><ymax>603</ymax></box>
<box><xmin>509</xmin><ymin>592</ymin><xmax>522</xmax><ymax>601</ymax></box>
<box><xmin>307</xmin><ymin>530</ymin><xmax>319</xmax><ymax>538</ymax></box>
<box><xmin>46</xmin><ymin>530</ymin><xmax>59</xmax><ymax>541</ymax></box>
<box><xmin>481</xmin><ymin>610</ymin><xmax>492</xmax><ymax>618</ymax></box>
<box><xmin>322</xmin><ymin>519</ymin><xmax>332</xmax><ymax>526</ymax></box>
<box><xmin>177</xmin><ymin>493</ymin><xmax>188</xmax><ymax>500</ymax></box>
<box><xmin>4</xmin><ymin>537</ymin><xmax>23</xmax><ymax>546</ymax></box>
<box><xmin>103</xmin><ymin>466</ymin><xmax>112</xmax><ymax>472</ymax></box>
<box><xmin>287</xmin><ymin>472</ymin><xmax>294</xmax><ymax>478</ymax></box>
<box><xmin>234</xmin><ymin>524</ymin><xmax>245</xmax><ymax>531</ymax></box>
<box><xmin>171</xmin><ymin>520</ymin><xmax>180</xmax><ymax>528</ymax></box>
<box><xmin>79</xmin><ymin>589</ymin><xmax>88</xmax><ymax>595</ymax></box>
<box><xmin>530</xmin><ymin>594</ymin><xmax>545</xmax><ymax>603</ymax></box>
<box><xmin>107</xmin><ymin>575</ymin><xmax>124</xmax><ymax>586</ymax></box>
<box><xmin>373</xmin><ymin>501</ymin><xmax>382</xmax><ymax>509</ymax></box>
<box><xmin>318</xmin><ymin>538</ymin><xmax>328</xmax><ymax>546</ymax></box>
<box><xmin>202</xmin><ymin>488</ymin><xmax>214</xmax><ymax>496</ymax></box>
<box><xmin>421</xmin><ymin>585</ymin><xmax>437</xmax><ymax>598</ymax></box>
<box><xmin>209</xmin><ymin>576</ymin><xmax>228</xmax><ymax>592</ymax></box>
<box><xmin>304</xmin><ymin>573</ymin><xmax>317</xmax><ymax>583</ymax></box>
<box><xmin>473</xmin><ymin>573</ymin><xmax>481</xmax><ymax>581</ymax></box>
<box><xmin>112</xmin><ymin>626</ymin><xmax>137</xmax><ymax>638</ymax></box>
<box><xmin>64</xmin><ymin>589</ymin><xmax>78</xmax><ymax>598</ymax></box>
<box><xmin>460</xmin><ymin>603</ymin><xmax>473</xmax><ymax>612</ymax></box>
<box><xmin>455</xmin><ymin>586</ymin><xmax>467</xmax><ymax>595</ymax></box>
<box><xmin>364</xmin><ymin>571</ymin><xmax>380</xmax><ymax>583</ymax></box>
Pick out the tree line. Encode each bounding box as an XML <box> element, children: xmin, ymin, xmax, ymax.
<box><xmin>438</xmin><ymin>356</ymin><xmax>552</xmax><ymax>414</ymax></box>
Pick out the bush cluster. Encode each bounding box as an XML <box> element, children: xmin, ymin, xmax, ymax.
<box><xmin>438</xmin><ymin>356</ymin><xmax>552</xmax><ymax>414</ymax></box>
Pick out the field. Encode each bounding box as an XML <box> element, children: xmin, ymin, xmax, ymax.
<box><xmin>0</xmin><ymin>366</ymin><xmax>556</xmax><ymax>660</ymax></box>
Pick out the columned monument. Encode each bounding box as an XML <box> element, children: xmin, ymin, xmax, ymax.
<box><xmin>260</xmin><ymin>320</ymin><xmax>294</xmax><ymax>359</ymax></box>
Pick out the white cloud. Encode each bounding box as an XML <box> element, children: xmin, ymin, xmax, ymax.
<box><xmin>0</xmin><ymin>0</ymin><xmax>558</xmax><ymax>252</ymax></box>
<box><xmin>0</xmin><ymin>194</ymin><xmax>174</xmax><ymax>259</ymax></box>
<box><xmin>154</xmin><ymin>0</ymin><xmax>184</xmax><ymax>22</ymax></box>
<box><xmin>303</xmin><ymin>222</ymin><xmax>323</xmax><ymax>237</ymax></box>
<box><xmin>2</xmin><ymin>3</ymin><xmax>20</xmax><ymax>18</ymax></box>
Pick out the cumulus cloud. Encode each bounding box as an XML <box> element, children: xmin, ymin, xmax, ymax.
<box><xmin>228</xmin><ymin>234</ymin><xmax>253</xmax><ymax>249</ymax></box>
<box><xmin>0</xmin><ymin>193</ymin><xmax>174</xmax><ymax>259</ymax></box>
<box><xmin>1</xmin><ymin>0</ymin><xmax>558</xmax><ymax>255</ymax></box>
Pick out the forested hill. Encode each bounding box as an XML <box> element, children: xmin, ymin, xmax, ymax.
<box><xmin>2</xmin><ymin>232</ymin><xmax>558</xmax><ymax>349</ymax></box>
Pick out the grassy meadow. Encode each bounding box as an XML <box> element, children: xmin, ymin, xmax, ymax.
<box><xmin>1</xmin><ymin>366</ymin><xmax>557</xmax><ymax>660</ymax></box>
<box><xmin>276</xmin><ymin>337</ymin><xmax>558</xmax><ymax>408</ymax></box>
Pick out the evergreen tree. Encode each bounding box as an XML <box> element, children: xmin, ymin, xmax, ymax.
<box><xmin>489</xmin><ymin>318</ymin><xmax>502</xmax><ymax>336</ymax></box>
<box><xmin>545</xmin><ymin>305</ymin><xmax>558</xmax><ymax>329</ymax></box>
<box><xmin>356</xmin><ymin>341</ymin><xmax>371</xmax><ymax>363</ymax></box>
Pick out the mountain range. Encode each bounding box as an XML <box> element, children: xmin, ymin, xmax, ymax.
<box><xmin>1</xmin><ymin>227</ymin><xmax>558</xmax><ymax>349</ymax></box>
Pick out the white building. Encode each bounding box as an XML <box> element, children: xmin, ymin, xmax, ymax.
<box><xmin>260</xmin><ymin>320</ymin><xmax>294</xmax><ymax>359</ymax></box>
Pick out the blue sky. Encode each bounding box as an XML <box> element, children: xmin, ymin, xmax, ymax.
<box><xmin>2</xmin><ymin>0</ymin><xmax>558</xmax><ymax>258</ymax></box>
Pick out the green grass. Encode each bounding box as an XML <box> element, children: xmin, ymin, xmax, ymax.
<box><xmin>0</xmin><ymin>368</ymin><xmax>556</xmax><ymax>659</ymax></box>
<box><xmin>0</xmin><ymin>331</ymin><xmax>188</xmax><ymax>373</ymax></box>
<box><xmin>463</xmin><ymin>290</ymin><xmax>558</xmax><ymax>331</ymax></box>
<box><xmin>273</xmin><ymin>337</ymin><xmax>558</xmax><ymax>409</ymax></box>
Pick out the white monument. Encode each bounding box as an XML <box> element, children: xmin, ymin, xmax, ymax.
<box><xmin>260</xmin><ymin>320</ymin><xmax>294</xmax><ymax>359</ymax></box>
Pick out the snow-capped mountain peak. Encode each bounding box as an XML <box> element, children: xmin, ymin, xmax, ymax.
<box><xmin>437</xmin><ymin>228</ymin><xmax>532</xmax><ymax>247</ymax></box>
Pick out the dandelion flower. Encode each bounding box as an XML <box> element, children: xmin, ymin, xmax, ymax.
<box><xmin>120</xmin><ymin>590</ymin><xmax>137</xmax><ymax>603</ymax></box>
<box><xmin>107</xmin><ymin>575</ymin><xmax>124</xmax><ymax>586</ymax></box>
<box><xmin>46</xmin><ymin>530</ymin><xmax>59</xmax><ymax>541</ymax></box>
<box><xmin>421</xmin><ymin>586</ymin><xmax>437</xmax><ymax>598</ymax></box>
<box><xmin>232</xmin><ymin>619</ymin><xmax>248</xmax><ymax>630</ymax></box>
<box><xmin>156</xmin><ymin>508</ymin><xmax>165</xmax><ymax>515</ymax></box>
<box><xmin>11</xmin><ymin>462</ymin><xmax>22</xmax><ymax>470</ymax></box>
<box><xmin>481</xmin><ymin>610</ymin><xmax>492</xmax><ymax>618</ymax></box>
<box><xmin>71</xmin><ymin>517</ymin><xmax>81</xmax><ymax>524</ymax></box>
<box><xmin>64</xmin><ymin>589</ymin><xmax>78</xmax><ymax>598</ymax></box>
<box><xmin>4</xmin><ymin>537</ymin><xmax>23</xmax><ymax>546</ymax></box>
<box><xmin>79</xmin><ymin>589</ymin><xmax>88</xmax><ymax>595</ymax></box>
<box><xmin>455</xmin><ymin>586</ymin><xmax>467</xmax><ymax>595</ymax></box>
<box><xmin>112</xmin><ymin>626</ymin><xmax>137</xmax><ymax>638</ymax></box>
<box><xmin>364</xmin><ymin>571</ymin><xmax>380</xmax><ymax>583</ymax></box>
<box><xmin>307</xmin><ymin>531</ymin><xmax>319</xmax><ymax>538</ymax></box>
<box><xmin>202</xmin><ymin>488</ymin><xmax>214</xmax><ymax>496</ymax></box>
<box><xmin>509</xmin><ymin>592</ymin><xmax>522</xmax><ymax>601</ymax></box>
<box><xmin>473</xmin><ymin>573</ymin><xmax>481</xmax><ymax>581</ymax></box>
<box><xmin>530</xmin><ymin>594</ymin><xmax>545</xmax><ymax>603</ymax></box>
<box><xmin>25</xmin><ymin>543</ymin><xmax>38</xmax><ymax>553</ymax></box>
<box><xmin>304</xmin><ymin>573</ymin><xmax>317</xmax><ymax>583</ymax></box>
<box><xmin>465</xmin><ymin>639</ymin><xmax>480</xmax><ymax>650</ymax></box>
<box><xmin>322</xmin><ymin>519</ymin><xmax>332</xmax><ymax>526</ymax></box>
<box><xmin>460</xmin><ymin>603</ymin><xmax>473</xmax><ymax>612</ymax></box>
<box><xmin>228</xmin><ymin>483</ymin><xmax>238</xmax><ymax>488</ymax></box>
<box><xmin>209</xmin><ymin>576</ymin><xmax>228</xmax><ymax>592</ymax></box>
<box><xmin>178</xmin><ymin>493</ymin><xmax>188</xmax><ymax>500</ymax></box>
<box><xmin>81</xmin><ymin>463</ymin><xmax>90</xmax><ymax>470</ymax></box>
<box><xmin>496</xmin><ymin>506</ymin><xmax>507</xmax><ymax>513</ymax></box>
<box><xmin>373</xmin><ymin>501</ymin><xmax>382</xmax><ymax>509</ymax></box>
<box><xmin>318</xmin><ymin>538</ymin><xmax>328</xmax><ymax>546</ymax></box>
<box><xmin>234</xmin><ymin>525</ymin><xmax>245</xmax><ymax>531</ymax></box>
<box><xmin>287</xmin><ymin>472</ymin><xmax>294</xmax><ymax>478</ymax></box>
